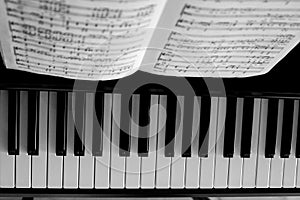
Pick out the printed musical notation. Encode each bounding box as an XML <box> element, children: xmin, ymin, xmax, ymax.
<box><xmin>0</xmin><ymin>0</ymin><xmax>165</xmax><ymax>80</ymax></box>
<box><xmin>1</xmin><ymin>0</ymin><xmax>299</xmax><ymax>79</ymax></box>
<box><xmin>153</xmin><ymin>0</ymin><xmax>300</xmax><ymax>77</ymax></box>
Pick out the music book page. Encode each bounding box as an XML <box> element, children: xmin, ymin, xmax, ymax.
<box><xmin>140</xmin><ymin>0</ymin><xmax>300</xmax><ymax>77</ymax></box>
<box><xmin>0</xmin><ymin>0</ymin><xmax>167</xmax><ymax>80</ymax></box>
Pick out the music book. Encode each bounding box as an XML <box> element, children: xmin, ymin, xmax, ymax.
<box><xmin>0</xmin><ymin>0</ymin><xmax>299</xmax><ymax>80</ymax></box>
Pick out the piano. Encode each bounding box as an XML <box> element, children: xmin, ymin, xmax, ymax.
<box><xmin>0</xmin><ymin>43</ymin><xmax>300</xmax><ymax>199</ymax></box>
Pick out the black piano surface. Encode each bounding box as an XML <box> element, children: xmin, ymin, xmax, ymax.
<box><xmin>0</xmin><ymin>43</ymin><xmax>299</xmax><ymax>198</ymax></box>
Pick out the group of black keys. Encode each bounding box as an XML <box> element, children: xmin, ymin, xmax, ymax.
<box><xmin>6</xmin><ymin>89</ymin><xmax>300</xmax><ymax>160</ymax></box>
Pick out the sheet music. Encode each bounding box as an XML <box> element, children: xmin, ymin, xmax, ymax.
<box><xmin>140</xmin><ymin>0</ymin><xmax>300</xmax><ymax>77</ymax></box>
<box><xmin>0</xmin><ymin>0</ymin><xmax>167</xmax><ymax>80</ymax></box>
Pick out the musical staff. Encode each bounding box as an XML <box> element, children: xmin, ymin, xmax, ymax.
<box><xmin>176</xmin><ymin>19</ymin><xmax>300</xmax><ymax>32</ymax></box>
<box><xmin>153</xmin><ymin>0</ymin><xmax>300</xmax><ymax>77</ymax></box>
<box><xmin>6</xmin><ymin>0</ymin><xmax>156</xmax><ymax>20</ymax></box>
<box><xmin>165</xmin><ymin>43</ymin><xmax>284</xmax><ymax>53</ymax></box>
<box><xmin>8</xmin><ymin>11</ymin><xmax>152</xmax><ymax>32</ymax></box>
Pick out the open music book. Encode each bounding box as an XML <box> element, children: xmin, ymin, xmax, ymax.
<box><xmin>0</xmin><ymin>0</ymin><xmax>300</xmax><ymax>80</ymax></box>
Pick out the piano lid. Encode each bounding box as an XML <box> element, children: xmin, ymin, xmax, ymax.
<box><xmin>0</xmin><ymin>43</ymin><xmax>299</xmax><ymax>97</ymax></box>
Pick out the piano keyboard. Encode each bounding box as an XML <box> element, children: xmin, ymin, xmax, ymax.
<box><xmin>0</xmin><ymin>90</ymin><xmax>300</xmax><ymax>189</ymax></box>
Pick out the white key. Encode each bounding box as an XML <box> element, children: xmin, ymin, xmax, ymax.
<box><xmin>126</xmin><ymin>94</ymin><xmax>141</xmax><ymax>188</ymax></box>
<box><xmin>16</xmin><ymin>91</ymin><xmax>31</xmax><ymax>188</ymax></box>
<box><xmin>228</xmin><ymin>98</ymin><xmax>243</xmax><ymax>188</ymax></box>
<box><xmin>284</xmin><ymin>100</ymin><xmax>298</xmax><ymax>188</ymax></box>
<box><xmin>48</xmin><ymin>92</ymin><xmax>63</xmax><ymax>188</ymax></box>
<box><xmin>242</xmin><ymin>98</ymin><xmax>261</xmax><ymax>188</ymax></box>
<box><xmin>185</xmin><ymin>97</ymin><xmax>200</xmax><ymax>189</ymax></box>
<box><xmin>63</xmin><ymin>92</ymin><xmax>79</xmax><ymax>188</ymax></box>
<box><xmin>214</xmin><ymin>97</ymin><xmax>228</xmax><ymax>188</ymax></box>
<box><xmin>155</xmin><ymin>95</ymin><xmax>171</xmax><ymax>188</ymax></box>
<box><xmin>95</xmin><ymin>94</ymin><xmax>112</xmax><ymax>189</ymax></box>
<box><xmin>0</xmin><ymin>90</ymin><xmax>15</xmax><ymax>187</ymax></box>
<box><xmin>170</xmin><ymin>96</ymin><xmax>185</xmax><ymax>189</ymax></box>
<box><xmin>200</xmin><ymin>97</ymin><xmax>218</xmax><ymax>188</ymax></box>
<box><xmin>297</xmin><ymin>158</ymin><xmax>300</xmax><ymax>187</ymax></box>
<box><xmin>140</xmin><ymin>95</ymin><xmax>159</xmax><ymax>188</ymax></box>
<box><xmin>256</xmin><ymin>99</ymin><xmax>271</xmax><ymax>188</ymax></box>
<box><xmin>110</xmin><ymin>94</ymin><xmax>125</xmax><ymax>188</ymax></box>
<box><xmin>32</xmin><ymin>92</ymin><xmax>48</xmax><ymax>188</ymax></box>
<box><xmin>269</xmin><ymin>99</ymin><xmax>284</xmax><ymax>188</ymax></box>
<box><xmin>79</xmin><ymin>93</ymin><xmax>94</xmax><ymax>188</ymax></box>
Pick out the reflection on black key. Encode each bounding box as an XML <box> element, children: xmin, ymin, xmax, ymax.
<box><xmin>119</xmin><ymin>94</ymin><xmax>131</xmax><ymax>157</ymax></box>
<box><xmin>198</xmin><ymin>96</ymin><xmax>211</xmax><ymax>157</ymax></box>
<box><xmin>240</xmin><ymin>98</ymin><xmax>254</xmax><ymax>158</ymax></box>
<box><xmin>165</xmin><ymin>95</ymin><xmax>177</xmax><ymax>157</ymax></box>
<box><xmin>8</xmin><ymin>90</ymin><xmax>20</xmax><ymax>155</ymax></box>
<box><xmin>223</xmin><ymin>97</ymin><xmax>237</xmax><ymax>158</ymax></box>
<box><xmin>296</xmin><ymin>103</ymin><xmax>300</xmax><ymax>158</ymax></box>
<box><xmin>74</xmin><ymin>92</ymin><xmax>85</xmax><ymax>156</ymax></box>
<box><xmin>138</xmin><ymin>94</ymin><xmax>151</xmax><ymax>157</ymax></box>
<box><xmin>182</xmin><ymin>96</ymin><xmax>194</xmax><ymax>157</ymax></box>
<box><xmin>280</xmin><ymin>99</ymin><xmax>294</xmax><ymax>158</ymax></box>
<box><xmin>56</xmin><ymin>92</ymin><xmax>68</xmax><ymax>156</ymax></box>
<box><xmin>264</xmin><ymin>98</ymin><xmax>278</xmax><ymax>158</ymax></box>
<box><xmin>27</xmin><ymin>91</ymin><xmax>40</xmax><ymax>155</ymax></box>
<box><xmin>92</xmin><ymin>92</ymin><xmax>104</xmax><ymax>157</ymax></box>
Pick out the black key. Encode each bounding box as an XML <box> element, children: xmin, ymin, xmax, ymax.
<box><xmin>296</xmin><ymin>103</ymin><xmax>300</xmax><ymax>158</ymax></box>
<box><xmin>92</xmin><ymin>92</ymin><xmax>104</xmax><ymax>157</ymax></box>
<box><xmin>264</xmin><ymin>98</ymin><xmax>279</xmax><ymax>158</ymax></box>
<box><xmin>74</xmin><ymin>92</ymin><xmax>85</xmax><ymax>156</ymax></box>
<box><xmin>119</xmin><ymin>94</ymin><xmax>131</xmax><ymax>157</ymax></box>
<box><xmin>138</xmin><ymin>94</ymin><xmax>151</xmax><ymax>157</ymax></box>
<box><xmin>280</xmin><ymin>99</ymin><xmax>294</xmax><ymax>158</ymax></box>
<box><xmin>223</xmin><ymin>97</ymin><xmax>237</xmax><ymax>158</ymax></box>
<box><xmin>164</xmin><ymin>94</ymin><xmax>177</xmax><ymax>157</ymax></box>
<box><xmin>182</xmin><ymin>96</ymin><xmax>194</xmax><ymax>157</ymax></box>
<box><xmin>27</xmin><ymin>91</ymin><xmax>40</xmax><ymax>155</ymax></box>
<box><xmin>198</xmin><ymin>96</ymin><xmax>211</xmax><ymax>157</ymax></box>
<box><xmin>55</xmin><ymin>92</ymin><xmax>68</xmax><ymax>156</ymax></box>
<box><xmin>7</xmin><ymin>90</ymin><xmax>20</xmax><ymax>155</ymax></box>
<box><xmin>240</xmin><ymin>98</ymin><xmax>254</xmax><ymax>158</ymax></box>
